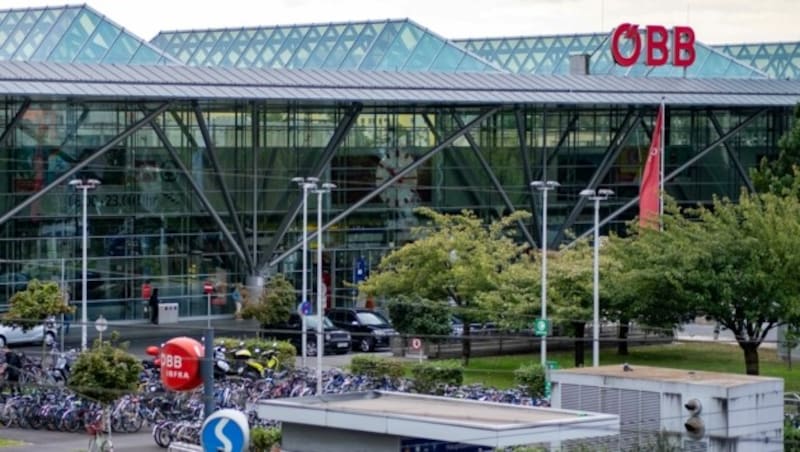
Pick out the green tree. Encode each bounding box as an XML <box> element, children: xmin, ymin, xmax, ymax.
<box><xmin>68</xmin><ymin>331</ymin><xmax>142</xmax><ymax>404</ymax></box>
<box><xmin>360</xmin><ymin>208</ymin><xmax>532</xmax><ymax>365</ymax></box>
<box><xmin>610</xmin><ymin>194</ymin><xmax>800</xmax><ymax>375</ymax></box>
<box><xmin>386</xmin><ymin>296</ymin><xmax>452</xmax><ymax>341</ymax></box>
<box><xmin>752</xmin><ymin>104</ymin><xmax>800</xmax><ymax>195</ymax></box>
<box><xmin>242</xmin><ymin>274</ymin><xmax>296</xmax><ymax>327</ymax></box>
<box><xmin>4</xmin><ymin>279</ymin><xmax>73</xmax><ymax>333</ymax></box>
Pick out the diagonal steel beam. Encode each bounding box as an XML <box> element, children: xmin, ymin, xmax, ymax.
<box><xmin>0</xmin><ymin>103</ymin><xmax>171</xmax><ymax>227</ymax></box>
<box><xmin>552</xmin><ymin>110</ymin><xmax>641</xmax><ymax>246</ymax></box>
<box><xmin>453</xmin><ymin>114</ymin><xmax>537</xmax><ymax>248</ymax></box>
<box><xmin>149</xmin><ymin>118</ymin><xmax>250</xmax><ymax>267</ymax></box>
<box><xmin>268</xmin><ymin>107</ymin><xmax>501</xmax><ymax>269</ymax></box>
<box><xmin>170</xmin><ymin>110</ymin><xmax>201</xmax><ymax>148</ymax></box>
<box><xmin>258</xmin><ymin>103</ymin><xmax>362</xmax><ymax>272</ymax></box>
<box><xmin>421</xmin><ymin>114</ymin><xmax>485</xmax><ymax>208</ymax></box>
<box><xmin>708</xmin><ymin>111</ymin><xmax>755</xmax><ymax>193</ymax></box>
<box><xmin>535</xmin><ymin>113</ymin><xmax>579</xmax><ymax>181</ymax></box>
<box><xmin>568</xmin><ymin>108</ymin><xmax>767</xmax><ymax>246</ymax></box>
<box><xmin>60</xmin><ymin>105</ymin><xmax>91</xmax><ymax>147</ymax></box>
<box><xmin>515</xmin><ymin>108</ymin><xmax>540</xmax><ymax>245</ymax></box>
<box><xmin>0</xmin><ymin>99</ymin><xmax>31</xmax><ymax>147</ymax></box>
<box><xmin>193</xmin><ymin>102</ymin><xmax>254</xmax><ymax>272</ymax></box>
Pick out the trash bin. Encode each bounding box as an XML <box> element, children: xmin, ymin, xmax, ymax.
<box><xmin>158</xmin><ymin>303</ymin><xmax>179</xmax><ymax>324</ymax></box>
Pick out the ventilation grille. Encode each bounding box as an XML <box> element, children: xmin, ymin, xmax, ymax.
<box><xmin>683</xmin><ymin>438</ymin><xmax>709</xmax><ymax>452</ymax></box>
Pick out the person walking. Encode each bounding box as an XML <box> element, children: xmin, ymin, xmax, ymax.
<box><xmin>149</xmin><ymin>288</ymin><xmax>160</xmax><ymax>325</ymax></box>
<box><xmin>3</xmin><ymin>347</ymin><xmax>21</xmax><ymax>395</ymax></box>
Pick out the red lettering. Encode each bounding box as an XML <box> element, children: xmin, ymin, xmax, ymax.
<box><xmin>611</xmin><ymin>23</ymin><xmax>641</xmax><ymax>67</ymax></box>
<box><xmin>646</xmin><ymin>25</ymin><xmax>669</xmax><ymax>66</ymax></box>
<box><xmin>673</xmin><ymin>26</ymin><xmax>696</xmax><ymax>67</ymax></box>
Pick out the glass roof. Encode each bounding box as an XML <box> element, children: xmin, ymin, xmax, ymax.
<box><xmin>456</xmin><ymin>33</ymin><xmax>767</xmax><ymax>79</ymax></box>
<box><xmin>714</xmin><ymin>42</ymin><xmax>800</xmax><ymax>80</ymax></box>
<box><xmin>0</xmin><ymin>4</ymin><xmax>176</xmax><ymax>65</ymax></box>
<box><xmin>150</xmin><ymin>19</ymin><xmax>501</xmax><ymax>72</ymax></box>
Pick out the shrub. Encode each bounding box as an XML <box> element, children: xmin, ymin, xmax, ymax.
<box><xmin>349</xmin><ymin>355</ymin><xmax>405</xmax><ymax>380</ymax></box>
<box><xmin>215</xmin><ymin>337</ymin><xmax>296</xmax><ymax>371</ymax></box>
<box><xmin>513</xmin><ymin>363</ymin><xmax>546</xmax><ymax>398</ymax></box>
<box><xmin>68</xmin><ymin>331</ymin><xmax>143</xmax><ymax>405</ymax></box>
<box><xmin>386</xmin><ymin>296</ymin><xmax>452</xmax><ymax>342</ymax></box>
<box><xmin>250</xmin><ymin>426</ymin><xmax>281</xmax><ymax>452</ymax></box>
<box><xmin>241</xmin><ymin>274</ymin><xmax>296</xmax><ymax>326</ymax></box>
<box><xmin>411</xmin><ymin>361</ymin><xmax>462</xmax><ymax>394</ymax></box>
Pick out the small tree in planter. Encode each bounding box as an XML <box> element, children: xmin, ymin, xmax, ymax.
<box><xmin>4</xmin><ymin>279</ymin><xmax>74</xmax><ymax>363</ymax></box>
<box><xmin>242</xmin><ymin>274</ymin><xmax>296</xmax><ymax>330</ymax></box>
<box><xmin>68</xmin><ymin>331</ymin><xmax>142</xmax><ymax>438</ymax></box>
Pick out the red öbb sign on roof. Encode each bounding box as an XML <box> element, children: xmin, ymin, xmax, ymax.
<box><xmin>611</xmin><ymin>24</ymin><xmax>696</xmax><ymax>68</ymax></box>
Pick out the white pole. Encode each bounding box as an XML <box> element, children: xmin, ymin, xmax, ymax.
<box><xmin>60</xmin><ymin>258</ymin><xmax>65</xmax><ymax>351</ymax></box>
<box><xmin>207</xmin><ymin>292</ymin><xmax>211</xmax><ymax>329</ymax></box>
<box><xmin>301</xmin><ymin>184</ymin><xmax>309</xmax><ymax>368</ymax></box>
<box><xmin>592</xmin><ymin>197</ymin><xmax>601</xmax><ymax>367</ymax></box>
<box><xmin>315</xmin><ymin>189</ymin><xmax>324</xmax><ymax>395</ymax></box>
<box><xmin>540</xmin><ymin>188</ymin><xmax>548</xmax><ymax>367</ymax></box>
<box><xmin>81</xmin><ymin>186</ymin><xmax>88</xmax><ymax>351</ymax></box>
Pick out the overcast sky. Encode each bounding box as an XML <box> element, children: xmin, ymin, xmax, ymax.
<box><xmin>2</xmin><ymin>0</ymin><xmax>797</xmax><ymax>45</ymax></box>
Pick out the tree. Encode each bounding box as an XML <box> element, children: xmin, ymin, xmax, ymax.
<box><xmin>359</xmin><ymin>208</ymin><xmax>532</xmax><ymax>365</ymax></box>
<box><xmin>68</xmin><ymin>331</ymin><xmax>142</xmax><ymax>404</ymax></box>
<box><xmin>386</xmin><ymin>296</ymin><xmax>452</xmax><ymax>341</ymax></box>
<box><xmin>751</xmin><ymin>104</ymin><xmax>800</xmax><ymax>195</ymax></box>
<box><xmin>4</xmin><ymin>279</ymin><xmax>73</xmax><ymax>331</ymax></box>
<box><xmin>242</xmin><ymin>274</ymin><xmax>296</xmax><ymax>327</ymax></box>
<box><xmin>610</xmin><ymin>194</ymin><xmax>800</xmax><ymax>375</ymax></box>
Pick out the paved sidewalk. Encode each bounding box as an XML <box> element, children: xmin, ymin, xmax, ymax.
<box><xmin>0</xmin><ymin>428</ymin><xmax>160</xmax><ymax>452</ymax></box>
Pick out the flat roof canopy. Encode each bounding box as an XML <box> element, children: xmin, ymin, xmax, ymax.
<box><xmin>253</xmin><ymin>391</ymin><xmax>619</xmax><ymax>448</ymax></box>
<box><xmin>553</xmin><ymin>364</ymin><xmax>784</xmax><ymax>387</ymax></box>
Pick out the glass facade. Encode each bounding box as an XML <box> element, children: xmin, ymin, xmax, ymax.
<box><xmin>457</xmin><ymin>33</ymin><xmax>767</xmax><ymax>78</ymax></box>
<box><xmin>715</xmin><ymin>42</ymin><xmax>800</xmax><ymax>80</ymax></box>
<box><xmin>150</xmin><ymin>19</ymin><xmax>500</xmax><ymax>72</ymax></box>
<box><xmin>0</xmin><ymin>4</ymin><xmax>794</xmax><ymax>322</ymax></box>
<box><xmin>0</xmin><ymin>101</ymin><xmax>790</xmax><ymax>320</ymax></box>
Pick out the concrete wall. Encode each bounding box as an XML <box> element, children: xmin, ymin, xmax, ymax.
<box><xmin>281</xmin><ymin>423</ymin><xmax>400</xmax><ymax>452</ymax></box>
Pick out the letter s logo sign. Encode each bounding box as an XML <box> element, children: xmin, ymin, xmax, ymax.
<box><xmin>611</xmin><ymin>23</ymin><xmax>641</xmax><ymax>67</ymax></box>
<box><xmin>213</xmin><ymin>419</ymin><xmax>234</xmax><ymax>452</ymax></box>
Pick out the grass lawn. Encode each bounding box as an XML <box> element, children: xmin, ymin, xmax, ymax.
<box><xmin>448</xmin><ymin>341</ymin><xmax>800</xmax><ymax>391</ymax></box>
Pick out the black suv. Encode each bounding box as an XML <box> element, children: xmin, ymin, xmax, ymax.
<box><xmin>326</xmin><ymin>308</ymin><xmax>397</xmax><ymax>352</ymax></box>
<box><xmin>261</xmin><ymin>313</ymin><xmax>351</xmax><ymax>356</ymax></box>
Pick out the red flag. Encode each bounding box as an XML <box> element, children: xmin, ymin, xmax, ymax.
<box><xmin>639</xmin><ymin>105</ymin><xmax>663</xmax><ymax>228</ymax></box>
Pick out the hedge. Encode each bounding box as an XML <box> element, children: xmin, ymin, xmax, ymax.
<box><xmin>349</xmin><ymin>355</ymin><xmax>405</xmax><ymax>380</ymax></box>
<box><xmin>250</xmin><ymin>426</ymin><xmax>281</xmax><ymax>451</ymax></box>
<box><xmin>513</xmin><ymin>363</ymin><xmax>546</xmax><ymax>398</ymax></box>
<box><xmin>410</xmin><ymin>361</ymin><xmax>463</xmax><ymax>394</ymax></box>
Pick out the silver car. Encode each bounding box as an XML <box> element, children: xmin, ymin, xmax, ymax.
<box><xmin>0</xmin><ymin>317</ymin><xmax>59</xmax><ymax>347</ymax></box>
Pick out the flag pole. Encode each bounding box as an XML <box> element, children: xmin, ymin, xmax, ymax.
<box><xmin>658</xmin><ymin>99</ymin><xmax>666</xmax><ymax>229</ymax></box>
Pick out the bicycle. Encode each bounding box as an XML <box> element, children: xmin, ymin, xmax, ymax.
<box><xmin>86</xmin><ymin>413</ymin><xmax>114</xmax><ymax>452</ymax></box>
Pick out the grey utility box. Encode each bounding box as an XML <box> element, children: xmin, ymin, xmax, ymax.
<box><xmin>550</xmin><ymin>365</ymin><xmax>784</xmax><ymax>452</ymax></box>
<box><xmin>158</xmin><ymin>303</ymin><xmax>179</xmax><ymax>324</ymax></box>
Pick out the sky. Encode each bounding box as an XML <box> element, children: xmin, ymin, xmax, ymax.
<box><xmin>0</xmin><ymin>0</ymin><xmax>797</xmax><ymax>45</ymax></box>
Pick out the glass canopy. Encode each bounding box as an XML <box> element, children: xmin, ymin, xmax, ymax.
<box><xmin>150</xmin><ymin>19</ymin><xmax>501</xmax><ymax>72</ymax></box>
<box><xmin>457</xmin><ymin>33</ymin><xmax>768</xmax><ymax>79</ymax></box>
<box><xmin>714</xmin><ymin>42</ymin><xmax>800</xmax><ymax>80</ymax></box>
<box><xmin>0</xmin><ymin>5</ymin><xmax>175</xmax><ymax>65</ymax></box>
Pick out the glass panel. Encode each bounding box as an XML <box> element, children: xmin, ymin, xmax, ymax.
<box><xmin>50</xmin><ymin>9</ymin><xmax>99</xmax><ymax>62</ymax></box>
<box><xmin>336</xmin><ymin>23</ymin><xmax>375</xmax><ymax>70</ymax></box>
<box><xmin>288</xmin><ymin>25</ymin><xmax>325</xmax><ymax>69</ymax></box>
<box><xmin>76</xmin><ymin>19</ymin><xmax>120</xmax><ymax>63</ymax></box>
<box><xmin>149</xmin><ymin>33</ymin><xmax>170</xmax><ymax>51</ymax></box>
<box><xmin>376</xmin><ymin>22</ymin><xmax>421</xmax><ymax>71</ymax></box>
<box><xmin>103</xmin><ymin>32</ymin><xmax>139</xmax><ymax>64</ymax></box>
<box><xmin>221</xmin><ymin>29</ymin><xmax>251</xmax><ymax>67</ymax></box>
<box><xmin>206</xmin><ymin>30</ymin><xmax>236</xmax><ymax>66</ymax></box>
<box><xmin>0</xmin><ymin>10</ymin><xmax>40</xmax><ymax>59</ymax></box>
<box><xmin>178</xmin><ymin>32</ymin><xmax>203</xmax><ymax>62</ymax></box>
<box><xmin>306</xmin><ymin>24</ymin><xmax>343</xmax><ymax>68</ymax></box>
<box><xmin>256</xmin><ymin>27</ymin><xmax>287</xmax><ymax>68</ymax></box>
<box><xmin>237</xmin><ymin>29</ymin><xmax>269</xmax><ymax>67</ymax></box>
<box><xmin>456</xmin><ymin>53</ymin><xmax>489</xmax><ymax>72</ymax></box>
<box><xmin>32</xmin><ymin>7</ymin><xmax>79</xmax><ymax>61</ymax></box>
<box><xmin>359</xmin><ymin>22</ymin><xmax>400</xmax><ymax>70</ymax></box>
<box><xmin>271</xmin><ymin>26</ymin><xmax>308</xmax><ymax>68</ymax></box>
<box><xmin>403</xmin><ymin>32</ymin><xmax>444</xmax><ymax>71</ymax></box>
<box><xmin>129</xmin><ymin>44</ymin><xmax>162</xmax><ymax>65</ymax></box>
<box><xmin>429</xmin><ymin>43</ymin><xmax>465</xmax><ymax>72</ymax></box>
<box><xmin>0</xmin><ymin>11</ymin><xmax>23</xmax><ymax>51</ymax></box>
<box><xmin>189</xmin><ymin>31</ymin><xmax>220</xmax><ymax>65</ymax></box>
<box><xmin>13</xmin><ymin>9</ymin><xmax>57</xmax><ymax>61</ymax></box>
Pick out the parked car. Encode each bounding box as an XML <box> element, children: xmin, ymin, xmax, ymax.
<box><xmin>0</xmin><ymin>317</ymin><xmax>59</xmax><ymax>347</ymax></box>
<box><xmin>451</xmin><ymin>316</ymin><xmax>498</xmax><ymax>337</ymax></box>
<box><xmin>326</xmin><ymin>308</ymin><xmax>398</xmax><ymax>352</ymax></box>
<box><xmin>261</xmin><ymin>313</ymin><xmax>350</xmax><ymax>356</ymax></box>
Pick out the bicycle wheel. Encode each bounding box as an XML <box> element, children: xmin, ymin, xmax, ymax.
<box><xmin>100</xmin><ymin>437</ymin><xmax>113</xmax><ymax>452</ymax></box>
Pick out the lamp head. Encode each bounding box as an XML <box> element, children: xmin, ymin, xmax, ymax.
<box><xmin>579</xmin><ymin>188</ymin><xmax>596</xmax><ymax>197</ymax></box>
<box><xmin>598</xmin><ymin>188</ymin><xmax>615</xmax><ymax>197</ymax></box>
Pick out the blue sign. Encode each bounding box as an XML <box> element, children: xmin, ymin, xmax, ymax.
<box><xmin>201</xmin><ymin>409</ymin><xmax>250</xmax><ymax>452</ymax></box>
<box><xmin>298</xmin><ymin>300</ymin><xmax>312</xmax><ymax>316</ymax></box>
<box><xmin>353</xmin><ymin>256</ymin><xmax>369</xmax><ymax>283</ymax></box>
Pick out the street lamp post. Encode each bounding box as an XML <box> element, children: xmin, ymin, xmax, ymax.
<box><xmin>292</xmin><ymin>177</ymin><xmax>319</xmax><ymax>368</ymax></box>
<box><xmin>579</xmin><ymin>188</ymin><xmax>614</xmax><ymax>368</ymax></box>
<box><xmin>313</xmin><ymin>182</ymin><xmax>335</xmax><ymax>395</ymax></box>
<box><xmin>529</xmin><ymin>180</ymin><xmax>559</xmax><ymax>367</ymax></box>
<box><xmin>69</xmin><ymin>178</ymin><xmax>101</xmax><ymax>351</ymax></box>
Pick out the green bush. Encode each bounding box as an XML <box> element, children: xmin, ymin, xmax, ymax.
<box><xmin>387</xmin><ymin>297</ymin><xmax>452</xmax><ymax>342</ymax></box>
<box><xmin>250</xmin><ymin>426</ymin><xmax>281</xmax><ymax>452</ymax></box>
<box><xmin>349</xmin><ymin>355</ymin><xmax>405</xmax><ymax>380</ymax></box>
<box><xmin>411</xmin><ymin>361</ymin><xmax>463</xmax><ymax>394</ymax></box>
<box><xmin>513</xmin><ymin>363</ymin><xmax>546</xmax><ymax>398</ymax></box>
<box><xmin>215</xmin><ymin>337</ymin><xmax>296</xmax><ymax>371</ymax></box>
<box><xmin>786</xmin><ymin>420</ymin><xmax>800</xmax><ymax>452</ymax></box>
